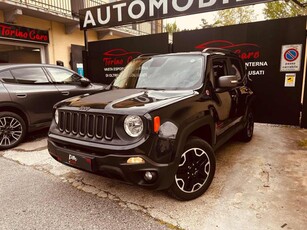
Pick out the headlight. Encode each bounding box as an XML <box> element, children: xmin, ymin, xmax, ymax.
<box><xmin>124</xmin><ymin>115</ymin><xmax>143</xmax><ymax>137</ymax></box>
<box><xmin>54</xmin><ymin>109</ymin><xmax>59</xmax><ymax>124</ymax></box>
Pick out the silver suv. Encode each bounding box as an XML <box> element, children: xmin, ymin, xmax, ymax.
<box><xmin>0</xmin><ymin>64</ymin><xmax>103</xmax><ymax>150</ymax></box>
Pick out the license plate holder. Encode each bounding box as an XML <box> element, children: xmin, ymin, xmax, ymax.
<box><xmin>59</xmin><ymin>151</ymin><xmax>93</xmax><ymax>172</ymax></box>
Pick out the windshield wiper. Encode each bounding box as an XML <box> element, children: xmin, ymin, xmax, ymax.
<box><xmin>136</xmin><ymin>87</ymin><xmax>151</xmax><ymax>90</ymax></box>
<box><xmin>105</xmin><ymin>78</ymin><xmax>116</xmax><ymax>90</ymax></box>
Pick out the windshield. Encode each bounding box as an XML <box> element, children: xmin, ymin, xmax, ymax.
<box><xmin>113</xmin><ymin>55</ymin><xmax>204</xmax><ymax>90</ymax></box>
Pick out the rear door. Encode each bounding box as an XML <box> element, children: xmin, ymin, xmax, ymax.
<box><xmin>228</xmin><ymin>57</ymin><xmax>248</xmax><ymax>118</ymax></box>
<box><xmin>4</xmin><ymin>67</ymin><xmax>61</xmax><ymax>125</ymax></box>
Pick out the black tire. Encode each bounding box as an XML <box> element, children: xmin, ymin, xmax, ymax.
<box><xmin>0</xmin><ymin>112</ymin><xmax>26</xmax><ymax>150</ymax></box>
<box><xmin>168</xmin><ymin>137</ymin><xmax>216</xmax><ymax>201</ymax></box>
<box><xmin>238</xmin><ymin>110</ymin><xmax>254</xmax><ymax>142</ymax></box>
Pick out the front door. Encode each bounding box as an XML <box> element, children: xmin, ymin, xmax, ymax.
<box><xmin>210</xmin><ymin>57</ymin><xmax>239</xmax><ymax>136</ymax></box>
<box><xmin>4</xmin><ymin>67</ymin><xmax>62</xmax><ymax>124</ymax></box>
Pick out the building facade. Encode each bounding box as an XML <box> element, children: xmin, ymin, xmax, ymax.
<box><xmin>0</xmin><ymin>0</ymin><xmax>163</xmax><ymax>68</ymax></box>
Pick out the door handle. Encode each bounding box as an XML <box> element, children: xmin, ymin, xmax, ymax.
<box><xmin>61</xmin><ymin>91</ymin><xmax>70</xmax><ymax>96</ymax></box>
<box><xmin>16</xmin><ymin>94</ymin><xmax>27</xmax><ymax>98</ymax></box>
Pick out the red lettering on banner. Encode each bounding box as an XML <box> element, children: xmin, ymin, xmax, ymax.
<box><xmin>127</xmin><ymin>56</ymin><xmax>134</xmax><ymax>64</ymax></box>
<box><xmin>29</xmin><ymin>30</ymin><xmax>48</xmax><ymax>41</ymax></box>
<box><xmin>0</xmin><ymin>24</ymin><xmax>48</xmax><ymax>42</ymax></box>
<box><xmin>103</xmin><ymin>58</ymin><xmax>124</xmax><ymax>66</ymax></box>
<box><xmin>195</xmin><ymin>40</ymin><xmax>261</xmax><ymax>61</ymax></box>
<box><xmin>0</xmin><ymin>24</ymin><xmax>11</xmax><ymax>36</ymax></box>
<box><xmin>234</xmin><ymin>49</ymin><xmax>260</xmax><ymax>60</ymax></box>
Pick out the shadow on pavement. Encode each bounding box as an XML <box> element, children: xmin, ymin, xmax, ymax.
<box><xmin>25</xmin><ymin>128</ymin><xmax>49</xmax><ymax>142</ymax></box>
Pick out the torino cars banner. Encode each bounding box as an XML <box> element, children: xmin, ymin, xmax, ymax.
<box><xmin>80</xmin><ymin>0</ymin><xmax>276</xmax><ymax>29</ymax></box>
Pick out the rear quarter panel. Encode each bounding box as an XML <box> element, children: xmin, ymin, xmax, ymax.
<box><xmin>0</xmin><ymin>82</ymin><xmax>12</xmax><ymax>102</ymax></box>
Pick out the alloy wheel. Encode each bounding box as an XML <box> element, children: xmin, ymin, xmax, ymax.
<box><xmin>0</xmin><ymin>116</ymin><xmax>23</xmax><ymax>147</ymax></box>
<box><xmin>175</xmin><ymin>147</ymin><xmax>211</xmax><ymax>194</ymax></box>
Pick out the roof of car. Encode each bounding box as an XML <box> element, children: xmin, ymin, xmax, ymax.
<box><xmin>0</xmin><ymin>63</ymin><xmax>70</xmax><ymax>71</ymax></box>
<box><xmin>137</xmin><ymin>49</ymin><xmax>239</xmax><ymax>59</ymax></box>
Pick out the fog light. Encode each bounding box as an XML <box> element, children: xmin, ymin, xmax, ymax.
<box><xmin>144</xmin><ymin>171</ymin><xmax>157</xmax><ymax>182</ymax></box>
<box><xmin>127</xmin><ymin>157</ymin><xmax>145</xmax><ymax>164</ymax></box>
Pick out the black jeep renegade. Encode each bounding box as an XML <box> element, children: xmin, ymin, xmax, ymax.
<box><xmin>48</xmin><ymin>48</ymin><xmax>254</xmax><ymax>201</ymax></box>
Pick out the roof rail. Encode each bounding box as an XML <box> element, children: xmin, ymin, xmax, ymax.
<box><xmin>137</xmin><ymin>53</ymin><xmax>158</xmax><ymax>58</ymax></box>
<box><xmin>202</xmin><ymin>48</ymin><xmax>235</xmax><ymax>55</ymax></box>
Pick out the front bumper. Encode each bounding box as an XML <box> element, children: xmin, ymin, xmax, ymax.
<box><xmin>48</xmin><ymin>138</ymin><xmax>176</xmax><ymax>190</ymax></box>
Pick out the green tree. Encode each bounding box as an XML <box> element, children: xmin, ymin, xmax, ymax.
<box><xmin>213</xmin><ymin>6</ymin><xmax>256</xmax><ymax>27</ymax></box>
<box><xmin>164</xmin><ymin>22</ymin><xmax>180</xmax><ymax>34</ymax></box>
<box><xmin>264</xmin><ymin>1</ymin><xmax>306</xmax><ymax>19</ymax></box>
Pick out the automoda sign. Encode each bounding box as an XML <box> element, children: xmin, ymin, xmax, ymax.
<box><xmin>80</xmin><ymin>0</ymin><xmax>276</xmax><ymax>29</ymax></box>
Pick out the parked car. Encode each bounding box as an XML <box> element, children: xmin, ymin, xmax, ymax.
<box><xmin>48</xmin><ymin>49</ymin><xmax>255</xmax><ymax>200</ymax></box>
<box><xmin>0</xmin><ymin>64</ymin><xmax>104</xmax><ymax>150</ymax></box>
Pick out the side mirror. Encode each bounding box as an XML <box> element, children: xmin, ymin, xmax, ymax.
<box><xmin>79</xmin><ymin>77</ymin><xmax>91</xmax><ymax>87</ymax></box>
<box><xmin>218</xmin><ymin>75</ymin><xmax>238</xmax><ymax>88</ymax></box>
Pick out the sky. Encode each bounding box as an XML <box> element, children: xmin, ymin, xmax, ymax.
<box><xmin>164</xmin><ymin>3</ymin><xmax>266</xmax><ymax>30</ymax></box>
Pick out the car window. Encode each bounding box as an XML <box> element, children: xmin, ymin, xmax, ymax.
<box><xmin>47</xmin><ymin>67</ymin><xmax>81</xmax><ymax>83</ymax></box>
<box><xmin>0</xmin><ymin>70</ymin><xmax>16</xmax><ymax>83</ymax></box>
<box><xmin>11</xmin><ymin>67</ymin><xmax>49</xmax><ymax>84</ymax></box>
<box><xmin>212</xmin><ymin>59</ymin><xmax>227</xmax><ymax>88</ymax></box>
<box><xmin>230</xmin><ymin>58</ymin><xmax>243</xmax><ymax>81</ymax></box>
<box><xmin>113</xmin><ymin>56</ymin><xmax>204</xmax><ymax>90</ymax></box>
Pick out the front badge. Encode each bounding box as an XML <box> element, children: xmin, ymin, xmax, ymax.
<box><xmin>68</xmin><ymin>154</ymin><xmax>77</xmax><ymax>165</ymax></box>
<box><xmin>79</xmin><ymin>106</ymin><xmax>91</xmax><ymax>111</ymax></box>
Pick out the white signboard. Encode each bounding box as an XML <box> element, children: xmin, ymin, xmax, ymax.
<box><xmin>80</xmin><ymin>0</ymin><xmax>278</xmax><ymax>29</ymax></box>
<box><xmin>280</xmin><ymin>44</ymin><xmax>302</xmax><ymax>72</ymax></box>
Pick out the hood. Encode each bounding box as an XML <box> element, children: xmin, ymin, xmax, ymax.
<box><xmin>56</xmin><ymin>89</ymin><xmax>196</xmax><ymax>114</ymax></box>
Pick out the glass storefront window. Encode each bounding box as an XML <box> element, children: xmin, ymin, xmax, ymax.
<box><xmin>0</xmin><ymin>43</ymin><xmax>44</xmax><ymax>64</ymax></box>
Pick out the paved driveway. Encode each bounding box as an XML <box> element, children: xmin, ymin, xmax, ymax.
<box><xmin>1</xmin><ymin>124</ymin><xmax>307</xmax><ymax>230</ymax></box>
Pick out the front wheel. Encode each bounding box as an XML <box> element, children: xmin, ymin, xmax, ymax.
<box><xmin>0</xmin><ymin>112</ymin><xmax>26</xmax><ymax>150</ymax></box>
<box><xmin>168</xmin><ymin>137</ymin><xmax>216</xmax><ymax>201</ymax></box>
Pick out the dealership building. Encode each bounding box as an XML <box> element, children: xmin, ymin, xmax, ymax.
<box><xmin>0</xmin><ymin>0</ymin><xmax>162</xmax><ymax>68</ymax></box>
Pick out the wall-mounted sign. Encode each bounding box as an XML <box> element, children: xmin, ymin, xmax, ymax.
<box><xmin>0</xmin><ymin>22</ymin><xmax>49</xmax><ymax>44</ymax></box>
<box><xmin>79</xmin><ymin>0</ymin><xmax>276</xmax><ymax>30</ymax></box>
<box><xmin>284</xmin><ymin>73</ymin><xmax>296</xmax><ymax>87</ymax></box>
<box><xmin>102</xmin><ymin>48</ymin><xmax>141</xmax><ymax>78</ymax></box>
<box><xmin>77</xmin><ymin>63</ymin><xmax>84</xmax><ymax>77</ymax></box>
<box><xmin>280</xmin><ymin>44</ymin><xmax>302</xmax><ymax>72</ymax></box>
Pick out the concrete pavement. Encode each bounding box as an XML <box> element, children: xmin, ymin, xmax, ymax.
<box><xmin>0</xmin><ymin>157</ymin><xmax>169</xmax><ymax>230</ymax></box>
<box><xmin>1</xmin><ymin>124</ymin><xmax>307</xmax><ymax>230</ymax></box>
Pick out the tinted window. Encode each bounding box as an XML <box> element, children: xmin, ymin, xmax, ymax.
<box><xmin>212</xmin><ymin>59</ymin><xmax>227</xmax><ymax>87</ymax></box>
<box><xmin>47</xmin><ymin>67</ymin><xmax>81</xmax><ymax>83</ymax></box>
<box><xmin>11</xmin><ymin>67</ymin><xmax>49</xmax><ymax>84</ymax></box>
<box><xmin>0</xmin><ymin>70</ymin><xmax>16</xmax><ymax>83</ymax></box>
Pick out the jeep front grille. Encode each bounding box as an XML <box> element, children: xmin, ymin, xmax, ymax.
<box><xmin>58</xmin><ymin>111</ymin><xmax>115</xmax><ymax>140</ymax></box>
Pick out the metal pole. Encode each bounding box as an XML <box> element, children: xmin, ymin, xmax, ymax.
<box><xmin>83</xmin><ymin>29</ymin><xmax>89</xmax><ymax>78</ymax></box>
<box><xmin>84</xmin><ymin>29</ymin><xmax>88</xmax><ymax>52</ymax></box>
